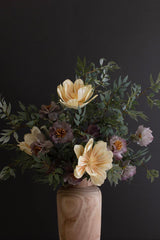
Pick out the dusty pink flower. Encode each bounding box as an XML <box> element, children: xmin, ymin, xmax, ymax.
<box><xmin>64</xmin><ymin>173</ymin><xmax>82</xmax><ymax>185</ymax></box>
<box><xmin>31</xmin><ymin>140</ymin><xmax>53</xmax><ymax>156</ymax></box>
<box><xmin>39</xmin><ymin>101</ymin><xmax>60</xmax><ymax>121</ymax></box>
<box><xmin>86</xmin><ymin>124</ymin><xmax>100</xmax><ymax>138</ymax></box>
<box><xmin>49</xmin><ymin>121</ymin><xmax>73</xmax><ymax>144</ymax></box>
<box><xmin>135</xmin><ymin>125</ymin><xmax>153</xmax><ymax>147</ymax></box>
<box><xmin>109</xmin><ymin>135</ymin><xmax>127</xmax><ymax>160</ymax></box>
<box><xmin>121</xmin><ymin>165</ymin><xmax>136</xmax><ymax>181</ymax></box>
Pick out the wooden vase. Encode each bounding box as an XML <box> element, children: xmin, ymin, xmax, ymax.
<box><xmin>57</xmin><ymin>179</ymin><xmax>102</xmax><ymax>240</ymax></box>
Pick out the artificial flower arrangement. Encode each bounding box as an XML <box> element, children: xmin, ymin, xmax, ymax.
<box><xmin>0</xmin><ymin>57</ymin><xmax>159</xmax><ymax>188</ymax></box>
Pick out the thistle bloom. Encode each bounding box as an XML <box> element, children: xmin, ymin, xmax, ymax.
<box><xmin>57</xmin><ymin>79</ymin><xmax>98</xmax><ymax>109</ymax></box>
<box><xmin>135</xmin><ymin>125</ymin><xmax>153</xmax><ymax>147</ymax></box>
<box><xmin>121</xmin><ymin>165</ymin><xmax>136</xmax><ymax>181</ymax></box>
<box><xmin>74</xmin><ymin>138</ymin><xmax>113</xmax><ymax>186</ymax></box>
<box><xmin>109</xmin><ymin>135</ymin><xmax>127</xmax><ymax>160</ymax></box>
<box><xmin>49</xmin><ymin>121</ymin><xmax>73</xmax><ymax>143</ymax></box>
<box><xmin>18</xmin><ymin>126</ymin><xmax>44</xmax><ymax>155</ymax></box>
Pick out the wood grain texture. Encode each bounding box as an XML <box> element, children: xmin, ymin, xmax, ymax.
<box><xmin>57</xmin><ymin>180</ymin><xmax>102</xmax><ymax>240</ymax></box>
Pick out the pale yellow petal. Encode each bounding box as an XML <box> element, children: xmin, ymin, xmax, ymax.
<box><xmin>74</xmin><ymin>145</ymin><xmax>84</xmax><ymax>159</ymax></box>
<box><xmin>91</xmin><ymin>141</ymin><xmax>107</xmax><ymax>160</ymax></box>
<box><xmin>57</xmin><ymin>84</ymin><xmax>68</xmax><ymax>102</ymax></box>
<box><xmin>24</xmin><ymin>133</ymin><xmax>37</xmax><ymax>146</ymax></box>
<box><xmin>59</xmin><ymin>99</ymin><xmax>79</xmax><ymax>109</ymax></box>
<box><xmin>85</xmin><ymin>166</ymin><xmax>97</xmax><ymax>176</ymax></box>
<box><xmin>77</xmin><ymin>85</ymin><xmax>92</xmax><ymax>102</ymax></box>
<box><xmin>79</xmin><ymin>94</ymin><xmax>98</xmax><ymax>108</ymax></box>
<box><xmin>84</xmin><ymin>88</ymin><xmax>93</xmax><ymax>101</ymax></box>
<box><xmin>18</xmin><ymin>142</ymin><xmax>32</xmax><ymax>156</ymax></box>
<box><xmin>78</xmin><ymin>156</ymin><xmax>89</xmax><ymax>167</ymax></box>
<box><xmin>105</xmin><ymin>162</ymin><xmax>113</xmax><ymax>171</ymax></box>
<box><xmin>74</xmin><ymin>79</ymin><xmax>84</xmax><ymax>93</ymax></box>
<box><xmin>84</xmin><ymin>138</ymin><xmax>94</xmax><ymax>154</ymax></box>
<box><xmin>77</xmin><ymin>86</ymin><xmax>89</xmax><ymax>102</ymax></box>
<box><xmin>31</xmin><ymin>126</ymin><xmax>41</xmax><ymax>137</ymax></box>
<box><xmin>63</xmin><ymin>79</ymin><xmax>75</xmax><ymax>99</ymax></box>
<box><xmin>74</xmin><ymin>165</ymin><xmax>86</xmax><ymax>179</ymax></box>
<box><xmin>90</xmin><ymin>141</ymin><xmax>113</xmax><ymax>170</ymax></box>
<box><xmin>90</xmin><ymin>172</ymin><xmax>106</xmax><ymax>186</ymax></box>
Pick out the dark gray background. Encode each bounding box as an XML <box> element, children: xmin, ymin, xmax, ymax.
<box><xmin>0</xmin><ymin>0</ymin><xmax>160</xmax><ymax>239</ymax></box>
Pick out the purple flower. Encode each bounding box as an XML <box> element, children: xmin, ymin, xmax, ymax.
<box><xmin>31</xmin><ymin>140</ymin><xmax>53</xmax><ymax>156</ymax></box>
<box><xmin>109</xmin><ymin>135</ymin><xmax>127</xmax><ymax>160</ymax></box>
<box><xmin>135</xmin><ymin>125</ymin><xmax>153</xmax><ymax>147</ymax></box>
<box><xmin>121</xmin><ymin>165</ymin><xmax>136</xmax><ymax>181</ymax></box>
<box><xmin>39</xmin><ymin>101</ymin><xmax>60</xmax><ymax>121</ymax></box>
<box><xmin>86</xmin><ymin>124</ymin><xmax>100</xmax><ymax>138</ymax></box>
<box><xmin>63</xmin><ymin>165</ymin><xmax>82</xmax><ymax>185</ymax></box>
<box><xmin>49</xmin><ymin>121</ymin><xmax>73</xmax><ymax>144</ymax></box>
<box><xmin>64</xmin><ymin>173</ymin><xmax>82</xmax><ymax>185</ymax></box>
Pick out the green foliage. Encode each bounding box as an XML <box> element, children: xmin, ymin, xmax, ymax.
<box><xmin>74</xmin><ymin>107</ymin><xmax>86</xmax><ymax>126</ymax></box>
<box><xmin>0</xmin><ymin>166</ymin><xmax>15</xmax><ymax>181</ymax></box>
<box><xmin>0</xmin><ymin>98</ymin><xmax>12</xmax><ymax>120</ymax></box>
<box><xmin>0</xmin><ymin>57</ymin><xmax>160</xmax><ymax>189</ymax></box>
<box><xmin>126</xmin><ymin>110</ymin><xmax>148</xmax><ymax>121</ymax></box>
<box><xmin>126</xmin><ymin>84</ymin><xmax>141</xmax><ymax>109</ymax></box>
<box><xmin>107</xmin><ymin>164</ymin><xmax>123</xmax><ymax>186</ymax></box>
<box><xmin>147</xmin><ymin>169</ymin><xmax>159</xmax><ymax>183</ymax></box>
<box><xmin>147</xmin><ymin>74</ymin><xmax>160</xmax><ymax>109</ymax></box>
<box><xmin>125</xmin><ymin>148</ymin><xmax>150</xmax><ymax>167</ymax></box>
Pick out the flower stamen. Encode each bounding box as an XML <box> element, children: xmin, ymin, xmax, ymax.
<box><xmin>33</xmin><ymin>145</ymin><xmax>42</xmax><ymax>156</ymax></box>
<box><xmin>114</xmin><ymin>140</ymin><xmax>123</xmax><ymax>150</ymax></box>
<box><xmin>55</xmin><ymin>128</ymin><xmax>66</xmax><ymax>138</ymax></box>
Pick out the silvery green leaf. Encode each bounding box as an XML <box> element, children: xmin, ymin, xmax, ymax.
<box><xmin>1</xmin><ymin>114</ymin><xmax>6</xmax><ymax>119</ymax></box>
<box><xmin>7</xmin><ymin>103</ymin><xmax>11</xmax><ymax>115</ymax></box>
<box><xmin>75</xmin><ymin>113</ymin><xmax>80</xmax><ymax>120</ymax></box>
<box><xmin>99</xmin><ymin>58</ymin><xmax>106</xmax><ymax>66</ymax></box>
<box><xmin>78</xmin><ymin>106</ymin><xmax>82</xmax><ymax>115</ymax></box>
<box><xmin>74</xmin><ymin>119</ymin><xmax>79</xmax><ymax>126</ymax></box>
<box><xmin>3</xmin><ymin>136</ymin><xmax>10</xmax><ymax>144</ymax></box>
<box><xmin>2</xmin><ymin>101</ymin><xmax>7</xmax><ymax>112</ymax></box>
<box><xmin>13</xmin><ymin>132</ymin><xmax>19</xmax><ymax>142</ymax></box>
<box><xmin>19</xmin><ymin>101</ymin><xmax>26</xmax><ymax>111</ymax></box>
<box><xmin>0</xmin><ymin>136</ymin><xmax>6</xmax><ymax>142</ymax></box>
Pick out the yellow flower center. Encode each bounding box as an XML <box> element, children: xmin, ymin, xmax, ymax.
<box><xmin>139</xmin><ymin>133</ymin><xmax>142</xmax><ymax>138</ymax></box>
<box><xmin>33</xmin><ymin>145</ymin><xmax>42</xmax><ymax>156</ymax></box>
<box><xmin>55</xmin><ymin>128</ymin><xmax>66</xmax><ymax>138</ymax></box>
<box><xmin>114</xmin><ymin>140</ymin><xmax>123</xmax><ymax>150</ymax></box>
<box><xmin>45</xmin><ymin>104</ymin><xmax>51</xmax><ymax>110</ymax></box>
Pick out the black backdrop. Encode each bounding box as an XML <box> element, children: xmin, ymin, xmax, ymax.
<box><xmin>1</xmin><ymin>0</ymin><xmax>160</xmax><ymax>239</ymax></box>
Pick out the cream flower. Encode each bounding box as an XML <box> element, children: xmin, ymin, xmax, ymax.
<box><xmin>17</xmin><ymin>126</ymin><xmax>42</xmax><ymax>155</ymax></box>
<box><xmin>74</xmin><ymin>138</ymin><xmax>113</xmax><ymax>186</ymax></box>
<box><xmin>57</xmin><ymin>79</ymin><xmax>98</xmax><ymax>109</ymax></box>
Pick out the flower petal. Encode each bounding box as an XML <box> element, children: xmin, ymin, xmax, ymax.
<box><xmin>63</xmin><ymin>79</ymin><xmax>75</xmax><ymax>99</ymax></box>
<box><xmin>59</xmin><ymin>99</ymin><xmax>79</xmax><ymax>109</ymax></box>
<box><xmin>74</xmin><ymin>79</ymin><xmax>84</xmax><ymax>93</ymax></box>
<box><xmin>74</xmin><ymin>165</ymin><xmax>86</xmax><ymax>179</ymax></box>
<box><xmin>31</xmin><ymin>126</ymin><xmax>41</xmax><ymax>137</ymax></box>
<box><xmin>74</xmin><ymin>145</ymin><xmax>84</xmax><ymax>159</ymax></box>
<box><xmin>90</xmin><ymin>171</ymin><xmax>106</xmax><ymax>186</ymax></box>
<box><xmin>18</xmin><ymin>142</ymin><xmax>32</xmax><ymax>155</ymax></box>
<box><xmin>80</xmin><ymin>94</ymin><xmax>98</xmax><ymax>108</ymax></box>
<box><xmin>84</xmin><ymin>88</ymin><xmax>93</xmax><ymax>101</ymax></box>
<box><xmin>24</xmin><ymin>133</ymin><xmax>37</xmax><ymax>146</ymax></box>
<box><xmin>84</xmin><ymin>138</ymin><xmax>94</xmax><ymax>154</ymax></box>
<box><xmin>57</xmin><ymin>84</ymin><xmax>68</xmax><ymax>102</ymax></box>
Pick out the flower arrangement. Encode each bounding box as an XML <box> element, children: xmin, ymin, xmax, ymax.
<box><xmin>0</xmin><ymin>57</ymin><xmax>159</xmax><ymax>188</ymax></box>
